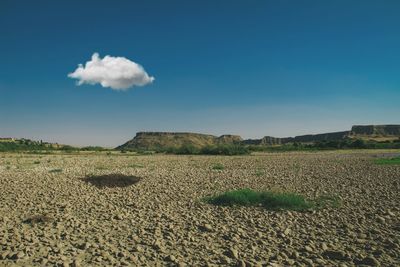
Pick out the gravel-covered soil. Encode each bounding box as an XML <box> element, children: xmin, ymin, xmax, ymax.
<box><xmin>0</xmin><ymin>151</ymin><xmax>399</xmax><ymax>266</ymax></box>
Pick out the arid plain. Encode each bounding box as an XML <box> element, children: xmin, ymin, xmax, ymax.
<box><xmin>0</xmin><ymin>151</ymin><xmax>399</xmax><ymax>266</ymax></box>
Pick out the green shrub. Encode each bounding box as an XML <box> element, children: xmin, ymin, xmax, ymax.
<box><xmin>166</xmin><ymin>144</ymin><xmax>200</xmax><ymax>155</ymax></box>
<box><xmin>81</xmin><ymin>146</ymin><xmax>107</xmax><ymax>151</ymax></box>
<box><xmin>200</xmin><ymin>144</ymin><xmax>249</xmax><ymax>155</ymax></box>
<box><xmin>205</xmin><ymin>189</ymin><xmax>339</xmax><ymax>211</ymax></box>
<box><xmin>212</xmin><ymin>163</ymin><xmax>225</xmax><ymax>170</ymax></box>
<box><xmin>255</xmin><ymin>169</ymin><xmax>264</xmax><ymax>176</ymax></box>
<box><xmin>49</xmin><ymin>169</ymin><xmax>63</xmax><ymax>173</ymax></box>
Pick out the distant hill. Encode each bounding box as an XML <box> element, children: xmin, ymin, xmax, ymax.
<box><xmin>349</xmin><ymin>125</ymin><xmax>400</xmax><ymax>142</ymax></box>
<box><xmin>117</xmin><ymin>125</ymin><xmax>400</xmax><ymax>151</ymax></box>
<box><xmin>116</xmin><ymin>132</ymin><xmax>242</xmax><ymax>151</ymax></box>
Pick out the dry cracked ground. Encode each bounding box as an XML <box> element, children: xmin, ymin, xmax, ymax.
<box><xmin>0</xmin><ymin>151</ymin><xmax>399</xmax><ymax>266</ymax></box>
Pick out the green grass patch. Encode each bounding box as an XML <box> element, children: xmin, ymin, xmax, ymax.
<box><xmin>204</xmin><ymin>188</ymin><xmax>339</xmax><ymax>211</ymax></box>
<box><xmin>254</xmin><ymin>169</ymin><xmax>264</xmax><ymax>177</ymax></box>
<box><xmin>212</xmin><ymin>163</ymin><xmax>224</xmax><ymax>170</ymax></box>
<box><xmin>33</xmin><ymin>160</ymin><xmax>41</xmax><ymax>164</ymax></box>
<box><xmin>374</xmin><ymin>157</ymin><xmax>400</xmax><ymax>165</ymax></box>
<box><xmin>49</xmin><ymin>168</ymin><xmax>63</xmax><ymax>173</ymax></box>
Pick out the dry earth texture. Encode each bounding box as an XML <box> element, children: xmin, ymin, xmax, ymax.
<box><xmin>0</xmin><ymin>151</ymin><xmax>399</xmax><ymax>266</ymax></box>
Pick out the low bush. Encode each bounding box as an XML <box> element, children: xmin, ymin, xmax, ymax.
<box><xmin>211</xmin><ymin>163</ymin><xmax>224</xmax><ymax>170</ymax></box>
<box><xmin>205</xmin><ymin>188</ymin><xmax>339</xmax><ymax>211</ymax></box>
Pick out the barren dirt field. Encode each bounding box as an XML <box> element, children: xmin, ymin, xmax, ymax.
<box><xmin>0</xmin><ymin>151</ymin><xmax>399</xmax><ymax>266</ymax></box>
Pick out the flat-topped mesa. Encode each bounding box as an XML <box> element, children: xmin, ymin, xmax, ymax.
<box><xmin>117</xmin><ymin>124</ymin><xmax>400</xmax><ymax>150</ymax></box>
<box><xmin>116</xmin><ymin>132</ymin><xmax>242</xmax><ymax>150</ymax></box>
<box><xmin>135</xmin><ymin>131</ymin><xmax>214</xmax><ymax>138</ymax></box>
<box><xmin>350</xmin><ymin>125</ymin><xmax>400</xmax><ymax>136</ymax></box>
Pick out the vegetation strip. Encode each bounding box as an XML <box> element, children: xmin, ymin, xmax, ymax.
<box><xmin>204</xmin><ymin>189</ymin><xmax>340</xmax><ymax>211</ymax></box>
<box><xmin>374</xmin><ymin>157</ymin><xmax>400</xmax><ymax>165</ymax></box>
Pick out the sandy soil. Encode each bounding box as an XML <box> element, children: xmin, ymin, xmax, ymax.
<box><xmin>0</xmin><ymin>151</ymin><xmax>399</xmax><ymax>266</ymax></box>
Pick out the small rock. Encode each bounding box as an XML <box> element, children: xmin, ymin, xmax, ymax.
<box><xmin>291</xmin><ymin>251</ymin><xmax>300</xmax><ymax>259</ymax></box>
<box><xmin>305</xmin><ymin>246</ymin><xmax>313</xmax><ymax>253</ymax></box>
<box><xmin>303</xmin><ymin>258</ymin><xmax>314</xmax><ymax>266</ymax></box>
<box><xmin>11</xmin><ymin>251</ymin><xmax>25</xmax><ymax>260</ymax></box>
<box><xmin>323</xmin><ymin>250</ymin><xmax>347</xmax><ymax>260</ymax></box>
<box><xmin>0</xmin><ymin>251</ymin><xmax>10</xmax><ymax>260</ymax></box>
<box><xmin>387</xmin><ymin>210</ymin><xmax>395</xmax><ymax>216</ymax></box>
<box><xmin>165</xmin><ymin>255</ymin><xmax>176</xmax><ymax>262</ymax></box>
<box><xmin>115</xmin><ymin>214</ymin><xmax>124</xmax><ymax>220</ymax></box>
<box><xmin>361</xmin><ymin>256</ymin><xmax>380</xmax><ymax>266</ymax></box>
<box><xmin>225</xmin><ymin>248</ymin><xmax>239</xmax><ymax>259</ymax></box>
<box><xmin>133</xmin><ymin>245</ymin><xmax>144</xmax><ymax>253</ymax></box>
<box><xmin>60</xmin><ymin>255</ymin><xmax>68</xmax><ymax>261</ymax></box>
<box><xmin>284</xmin><ymin>228</ymin><xmax>291</xmax><ymax>235</ymax></box>
<box><xmin>356</xmin><ymin>238</ymin><xmax>367</xmax><ymax>244</ymax></box>
<box><xmin>220</xmin><ymin>256</ymin><xmax>231</xmax><ymax>264</ymax></box>
<box><xmin>376</xmin><ymin>216</ymin><xmax>385</xmax><ymax>224</ymax></box>
<box><xmin>71</xmin><ymin>259</ymin><xmax>81</xmax><ymax>267</ymax></box>
<box><xmin>199</xmin><ymin>224</ymin><xmax>213</xmax><ymax>232</ymax></box>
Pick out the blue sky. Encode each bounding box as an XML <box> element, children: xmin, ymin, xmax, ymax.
<box><xmin>1</xmin><ymin>1</ymin><xmax>399</xmax><ymax>147</ymax></box>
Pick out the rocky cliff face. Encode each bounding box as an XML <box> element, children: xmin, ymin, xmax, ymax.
<box><xmin>243</xmin><ymin>131</ymin><xmax>349</xmax><ymax>146</ymax></box>
<box><xmin>292</xmin><ymin>131</ymin><xmax>350</xmax><ymax>143</ymax></box>
<box><xmin>261</xmin><ymin>136</ymin><xmax>286</xmax><ymax>145</ymax></box>
<box><xmin>118</xmin><ymin>125</ymin><xmax>400</xmax><ymax>150</ymax></box>
<box><xmin>350</xmin><ymin>125</ymin><xmax>400</xmax><ymax>136</ymax></box>
<box><xmin>216</xmin><ymin>135</ymin><xmax>243</xmax><ymax>144</ymax></box>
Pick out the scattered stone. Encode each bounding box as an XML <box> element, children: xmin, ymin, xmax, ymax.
<box><xmin>115</xmin><ymin>214</ymin><xmax>124</xmax><ymax>220</ymax></box>
<box><xmin>376</xmin><ymin>216</ymin><xmax>386</xmax><ymax>224</ymax></box>
<box><xmin>322</xmin><ymin>250</ymin><xmax>347</xmax><ymax>260</ymax></box>
<box><xmin>225</xmin><ymin>248</ymin><xmax>239</xmax><ymax>259</ymax></box>
<box><xmin>10</xmin><ymin>251</ymin><xmax>25</xmax><ymax>260</ymax></box>
<box><xmin>199</xmin><ymin>224</ymin><xmax>213</xmax><ymax>232</ymax></box>
<box><xmin>165</xmin><ymin>255</ymin><xmax>176</xmax><ymax>262</ymax></box>
<box><xmin>387</xmin><ymin>210</ymin><xmax>395</xmax><ymax>216</ymax></box>
<box><xmin>305</xmin><ymin>246</ymin><xmax>313</xmax><ymax>253</ymax></box>
<box><xmin>360</xmin><ymin>256</ymin><xmax>380</xmax><ymax>266</ymax></box>
<box><xmin>0</xmin><ymin>251</ymin><xmax>10</xmax><ymax>260</ymax></box>
<box><xmin>0</xmin><ymin>152</ymin><xmax>397</xmax><ymax>266</ymax></box>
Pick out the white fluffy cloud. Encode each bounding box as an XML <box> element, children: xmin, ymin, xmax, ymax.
<box><xmin>68</xmin><ymin>53</ymin><xmax>154</xmax><ymax>90</ymax></box>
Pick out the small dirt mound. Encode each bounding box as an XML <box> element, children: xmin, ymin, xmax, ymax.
<box><xmin>82</xmin><ymin>174</ymin><xmax>141</xmax><ymax>188</ymax></box>
<box><xmin>23</xmin><ymin>215</ymin><xmax>53</xmax><ymax>225</ymax></box>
